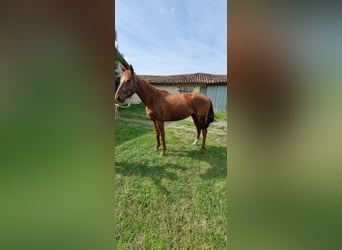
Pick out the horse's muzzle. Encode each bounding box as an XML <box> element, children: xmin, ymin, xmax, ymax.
<box><xmin>116</xmin><ymin>95</ymin><xmax>122</xmax><ymax>103</ymax></box>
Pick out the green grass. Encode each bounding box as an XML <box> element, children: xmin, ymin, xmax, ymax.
<box><xmin>115</xmin><ymin>104</ymin><xmax>227</xmax><ymax>249</ymax></box>
<box><xmin>215</xmin><ymin>111</ymin><xmax>227</xmax><ymax>121</ymax></box>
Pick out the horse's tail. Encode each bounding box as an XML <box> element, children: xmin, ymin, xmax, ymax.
<box><xmin>204</xmin><ymin>99</ymin><xmax>216</xmax><ymax>129</ymax></box>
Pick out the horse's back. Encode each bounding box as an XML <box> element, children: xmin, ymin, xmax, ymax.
<box><xmin>173</xmin><ymin>92</ymin><xmax>211</xmax><ymax>118</ymax></box>
<box><xmin>184</xmin><ymin>92</ymin><xmax>211</xmax><ymax>112</ymax></box>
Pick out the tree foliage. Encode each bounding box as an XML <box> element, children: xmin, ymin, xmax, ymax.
<box><xmin>114</xmin><ymin>30</ymin><xmax>128</xmax><ymax>90</ymax></box>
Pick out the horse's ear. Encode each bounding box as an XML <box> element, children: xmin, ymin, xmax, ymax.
<box><xmin>129</xmin><ymin>64</ymin><xmax>134</xmax><ymax>75</ymax></box>
<box><xmin>120</xmin><ymin>64</ymin><xmax>126</xmax><ymax>72</ymax></box>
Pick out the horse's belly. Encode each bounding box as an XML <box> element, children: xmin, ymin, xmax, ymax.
<box><xmin>164</xmin><ymin>112</ymin><xmax>189</xmax><ymax>121</ymax></box>
<box><xmin>164</xmin><ymin>106</ymin><xmax>192</xmax><ymax>121</ymax></box>
<box><xmin>164</xmin><ymin>96</ymin><xmax>193</xmax><ymax>121</ymax></box>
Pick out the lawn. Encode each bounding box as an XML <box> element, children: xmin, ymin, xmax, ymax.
<box><xmin>115</xmin><ymin>104</ymin><xmax>227</xmax><ymax>249</ymax></box>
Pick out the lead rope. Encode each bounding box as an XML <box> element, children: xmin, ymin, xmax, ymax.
<box><xmin>115</xmin><ymin>99</ymin><xmax>131</xmax><ymax>108</ymax></box>
<box><xmin>114</xmin><ymin>101</ymin><xmax>131</xmax><ymax>120</ymax></box>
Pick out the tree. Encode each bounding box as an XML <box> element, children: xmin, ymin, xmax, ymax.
<box><xmin>114</xmin><ymin>30</ymin><xmax>128</xmax><ymax>90</ymax></box>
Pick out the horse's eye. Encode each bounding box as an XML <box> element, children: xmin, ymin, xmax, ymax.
<box><xmin>127</xmin><ymin>80</ymin><xmax>131</xmax><ymax>83</ymax></box>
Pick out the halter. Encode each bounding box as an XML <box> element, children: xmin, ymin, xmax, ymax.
<box><xmin>121</xmin><ymin>74</ymin><xmax>138</xmax><ymax>98</ymax></box>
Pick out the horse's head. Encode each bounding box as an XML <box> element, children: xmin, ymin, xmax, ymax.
<box><xmin>115</xmin><ymin>64</ymin><xmax>138</xmax><ymax>103</ymax></box>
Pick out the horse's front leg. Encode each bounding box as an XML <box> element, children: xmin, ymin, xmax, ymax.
<box><xmin>156</xmin><ymin>121</ymin><xmax>166</xmax><ymax>156</ymax></box>
<box><xmin>153</xmin><ymin>121</ymin><xmax>160</xmax><ymax>150</ymax></box>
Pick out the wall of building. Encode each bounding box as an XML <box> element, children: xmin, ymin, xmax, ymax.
<box><xmin>123</xmin><ymin>93</ymin><xmax>141</xmax><ymax>105</ymax></box>
<box><xmin>200</xmin><ymin>85</ymin><xmax>227</xmax><ymax>112</ymax></box>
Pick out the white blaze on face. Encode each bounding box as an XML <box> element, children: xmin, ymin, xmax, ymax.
<box><xmin>119</xmin><ymin>75</ymin><xmax>128</xmax><ymax>89</ymax></box>
<box><xmin>115</xmin><ymin>75</ymin><xmax>127</xmax><ymax>102</ymax></box>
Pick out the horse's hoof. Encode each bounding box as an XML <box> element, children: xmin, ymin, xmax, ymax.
<box><xmin>199</xmin><ymin>148</ymin><xmax>205</xmax><ymax>154</ymax></box>
<box><xmin>159</xmin><ymin>150</ymin><xmax>166</xmax><ymax>157</ymax></box>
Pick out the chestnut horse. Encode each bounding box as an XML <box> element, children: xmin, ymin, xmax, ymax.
<box><xmin>115</xmin><ymin>65</ymin><xmax>215</xmax><ymax>156</ymax></box>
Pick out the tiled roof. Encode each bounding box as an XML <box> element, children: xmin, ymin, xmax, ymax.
<box><xmin>138</xmin><ymin>73</ymin><xmax>227</xmax><ymax>86</ymax></box>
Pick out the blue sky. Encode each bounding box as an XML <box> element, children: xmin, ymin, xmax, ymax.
<box><xmin>115</xmin><ymin>0</ymin><xmax>227</xmax><ymax>75</ymax></box>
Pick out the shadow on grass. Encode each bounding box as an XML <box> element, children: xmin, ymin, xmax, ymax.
<box><xmin>115</xmin><ymin>145</ymin><xmax>227</xmax><ymax>179</ymax></box>
<box><xmin>115</xmin><ymin>160</ymin><xmax>187</xmax><ymax>194</ymax></box>
<box><xmin>199</xmin><ymin>145</ymin><xmax>227</xmax><ymax>179</ymax></box>
<box><xmin>166</xmin><ymin>145</ymin><xmax>227</xmax><ymax>179</ymax></box>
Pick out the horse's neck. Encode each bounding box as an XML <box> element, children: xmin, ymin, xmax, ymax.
<box><xmin>135</xmin><ymin>78</ymin><xmax>160</xmax><ymax>107</ymax></box>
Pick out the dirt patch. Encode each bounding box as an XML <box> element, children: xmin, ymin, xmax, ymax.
<box><xmin>166</xmin><ymin>122</ymin><xmax>227</xmax><ymax>136</ymax></box>
<box><xmin>118</xmin><ymin>117</ymin><xmax>151</xmax><ymax>125</ymax></box>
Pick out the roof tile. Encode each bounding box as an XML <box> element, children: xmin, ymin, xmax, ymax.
<box><xmin>138</xmin><ymin>73</ymin><xmax>227</xmax><ymax>85</ymax></box>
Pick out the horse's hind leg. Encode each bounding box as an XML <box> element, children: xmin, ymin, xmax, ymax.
<box><xmin>191</xmin><ymin>114</ymin><xmax>201</xmax><ymax>145</ymax></box>
<box><xmin>197</xmin><ymin>116</ymin><xmax>207</xmax><ymax>153</ymax></box>
<box><xmin>200</xmin><ymin>128</ymin><xmax>207</xmax><ymax>154</ymax></box>
<box><xmin>153</xmin><ymin>121</ymin><xmax>160</xmax><ymax>150</ymax></box>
